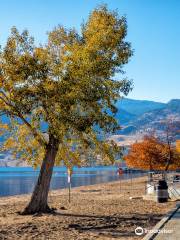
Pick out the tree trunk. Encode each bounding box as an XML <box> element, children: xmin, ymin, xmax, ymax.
<box><xmin>22</xmin><ymin>135</ymin><xmax>59</xmax><ymax>215</ymax></box>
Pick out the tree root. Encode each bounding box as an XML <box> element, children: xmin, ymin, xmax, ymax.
<box><xmin>20</xmin><ymin>205</ymin><xmax>56</xmax><ymax>215</ymax></box>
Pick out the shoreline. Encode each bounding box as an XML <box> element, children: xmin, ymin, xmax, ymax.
<box><xmin>0</xmin><ymin>171</ymin><xmax>145</xmax><ymax>199</ymax></box>
<box><xmin>0</xmin><ymin>175</ymin><xmax>145</xmax><ymax>204</ymax></box>
<box><xmin>0</xmin><ymin>176</ymin><xmax>176</xmax><ymax>240</ymax></box>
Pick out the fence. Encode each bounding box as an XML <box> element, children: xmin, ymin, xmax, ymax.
<box><xmin>114</xmin><ymin>170</ymin><xmax>148</xmax><ymax>195</ymax></box>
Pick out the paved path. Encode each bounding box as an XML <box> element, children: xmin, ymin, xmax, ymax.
<box><xmin>154</xmin><ymin>206</ymin><xmax>180</xmax><ymax>240</ymax></box>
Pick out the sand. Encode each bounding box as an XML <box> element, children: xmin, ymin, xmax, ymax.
<box><xmin>0</xmin><ymin>177</ymin><xmax>176</xmax><ymax>240</ymax></box>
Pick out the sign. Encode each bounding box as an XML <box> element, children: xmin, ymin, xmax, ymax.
<box><xmin>67</xmin><ymin>168</ymin><xmax>71</xmax><ymax>183</ymax></box>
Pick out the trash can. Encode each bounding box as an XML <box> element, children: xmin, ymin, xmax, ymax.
<box><xmin>156</xmin><ymin>180</ymin><xmax>168</xmax><ymax>203</ymax></box>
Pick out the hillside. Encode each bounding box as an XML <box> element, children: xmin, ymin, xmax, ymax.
<box><xmin>116</xmin><ymin>98</ymin><xmax>165</xmax><ymax>116</ymax></box>
<box><xmin>123</xmin><ymin>99</ymin><xmax>180</xmax><ymax>131</ymax></box>
<box><xmin>113</xmin><ymin>98</ymin><xmax>180</xmax><ymax>145</ymax></box>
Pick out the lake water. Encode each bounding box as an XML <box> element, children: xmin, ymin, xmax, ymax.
<box><xmin>0</xmin><ymin>166</ymin><xmax>143</xmax><ymax>197</ymax></box>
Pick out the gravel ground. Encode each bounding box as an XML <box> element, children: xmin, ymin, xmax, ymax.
<box><xmin>0</xmin><ymin>177</ymin><xmax>176</xmax><ymax>240</ymax></box>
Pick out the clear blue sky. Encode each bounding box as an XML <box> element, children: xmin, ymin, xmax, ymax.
<box><xmin>0</xmin><ymin>0</ymin><xmax>179</xmax><ymax>103</ymax></box>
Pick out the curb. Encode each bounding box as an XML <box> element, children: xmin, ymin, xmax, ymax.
<box><xmin>142</xmin><ymin>201</ymin><xmax>180</xmax><ymax>240</ymax></box>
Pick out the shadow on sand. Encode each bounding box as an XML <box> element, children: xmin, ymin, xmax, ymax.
<box><xmin>53</xmin><ymin>211</ymin><xmax>164</xmax><ymax>237</ymax></box>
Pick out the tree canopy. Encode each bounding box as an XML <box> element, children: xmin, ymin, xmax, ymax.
<box><xmin>0</xmin><ymin>6</ymin><xmax>132</xmax><ymax>167</ymax></box>
<box><xmin>0</xmin><ymin>6</ymin><xmax>133</xmax><ymax>213</ymax></box>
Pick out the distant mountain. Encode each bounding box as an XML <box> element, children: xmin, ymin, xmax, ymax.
<box><xmin>116</xmin><ymin>98</ymin><xmax>165</xmax><ymax>116</ymax></box>
<box><xmin>113</xmin><ymin>98</ymin><xmax>180</xmax><ymax>145</ymax></box>
<box><xmin>131</xmin><ymin>99</ymin><xmax>180</xmax><ymax>128</ymax></box>
<box><xmin>115</xmin><ymin>108</ymin><xmax>136</xmax><ymax>125</ymax></box>
<box><xmin>167</xmin><ymin>99</ymin><xmax>180</xmax><ymax>111</ymax></box>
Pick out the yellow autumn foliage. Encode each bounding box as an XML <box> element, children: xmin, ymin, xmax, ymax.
<box><xmin>0</xmin><ymin>5</ymin><xmax>132</xmax><ymax>168</ymax></box>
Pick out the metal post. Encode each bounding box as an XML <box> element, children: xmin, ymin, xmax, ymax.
<box><xmin>130</xmin><ymin>169</ymin><xmax>132</xmax><ymax>193</ymax></box>
<box><xmin>118</xmin><ymin>167</ymin><xmax>123</xmax><ymax>193</ymax></box>
<box><xmin>120</xmin><ymin>175</ymin><xmax>121</xmax><ymax>193</ymax></box>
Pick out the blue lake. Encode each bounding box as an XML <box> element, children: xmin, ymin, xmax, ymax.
<box><xmin>0</xmin><ymin>166</ymin><xmax>143</xmax><ymax>197</ymax></box>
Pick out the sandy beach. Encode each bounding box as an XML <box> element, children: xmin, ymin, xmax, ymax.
<box><xmin>0</xmin><ymin>177</ymin><xmax>176</xmax><ymax>240</ymax></box>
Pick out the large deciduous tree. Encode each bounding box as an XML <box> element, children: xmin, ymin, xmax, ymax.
<box><xmin>0</xmin><ymin>6</ymin><xmax>133</xmax><ymax>214</ymax></box>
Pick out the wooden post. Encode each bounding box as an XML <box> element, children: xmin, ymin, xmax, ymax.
<box><xmin>67</xmin><ymin>168</ymin><xmax>72</xmax><ymax>204</ymax></box>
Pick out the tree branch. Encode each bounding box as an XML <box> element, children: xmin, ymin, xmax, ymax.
<box><xmin>0</xmin><ymin>91</ymin><xmax>47</xmax><ymax>147</ymax></box>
